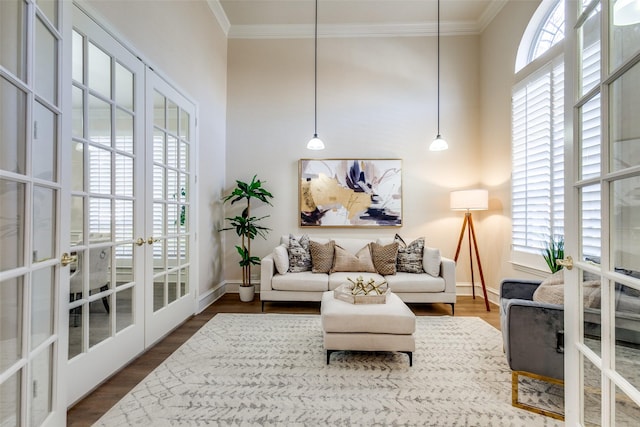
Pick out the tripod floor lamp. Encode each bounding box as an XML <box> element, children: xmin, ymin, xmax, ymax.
<box><xmin>451</xmin><ymin>189</ymin><xmax>490</xmax><ymax>311</ymax></box>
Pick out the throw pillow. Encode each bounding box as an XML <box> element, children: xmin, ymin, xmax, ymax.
<box><xmin>423</xmin><ymin>247</ymin><xmax>441</xmax><ymax>277</ymax></box>
<box><xmin>370</xmin><ymin>242</ymin><xmax>398</xmax><ymax>275</ymax></box>
<box><xmin>533</xmin><ymin>270</ymin><xmax>602</xmax><ymax>308</ymax></box>
<box><xmin>272</xmin><ymin>244</ymin><xmax>289</xmax><ymax>275</ymax></box>
<box><xmin>287</xmin><ymin>234</ymin><xmax>311</xmax><ymax>272</ymax></box>
<box><xmin>310</xmin><ymin>240</ymin><xmax>335</xmax><ymax>273</ymax></box>
<box><xmin>395</xmin><ymin>234</ymin><xmax>425</xmax><ymax>273</ymax></box>
<box><xmin>331</xmin><ymin>244</ymin><xmax>377</xmax><ymax>273</ymax></box>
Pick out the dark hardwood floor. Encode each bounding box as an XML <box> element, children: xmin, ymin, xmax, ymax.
<box><xmin>67</xmin><ymin>294</ymin><xmax>499</xmax><ymax>426</ymax></box>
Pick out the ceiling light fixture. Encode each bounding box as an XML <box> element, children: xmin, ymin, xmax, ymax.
<box><xmin>429</xmin><ymin>0</ymin><xmax>448</xmax><ymax>152</ymax></box>
<box><xmin>307</xmin><ymin>0</ymin><xmax>325</xmax><ymax>150</ymax></box>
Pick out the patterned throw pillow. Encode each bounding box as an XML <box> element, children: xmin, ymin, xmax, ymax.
<box><xmin>288</xmin><ymin>234</ymin><xmax>312</xmax><ymax>272</ymax></box>
<box><xmin>310</xmin><ymin>240</ymin><xmax>335</xmax><ymax>273</ymax></box>
<box><xmin>331</xmin><ymin>244</ymin><xmax>377</xmax><ymax>273</ymax></box>
<box><xmin>395</xmin><ymin>234</ymin><xmax>425</xmax><ymax>273</ymax></box>
<box><xmin>370</xmin><ymin>242</ymin><xmax>399</xmax><ymax>275</ymax></box>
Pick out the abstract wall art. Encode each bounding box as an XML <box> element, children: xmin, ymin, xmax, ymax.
<box><xmin>299</xmin><ymin>159</ymin><xmax>402</xmax><ymax>227</ymax></box>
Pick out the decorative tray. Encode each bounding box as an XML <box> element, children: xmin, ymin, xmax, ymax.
<box><xmin>333</xmin><ymin>277</ymin><xmax>389</xmax><ymax>304</ymax></box>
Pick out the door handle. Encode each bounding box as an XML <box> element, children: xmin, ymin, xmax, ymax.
<box><xmin>147</xmin><ymin>237</ymin><xmax>158</xmax><ymax>245</ymax></box>
<box><xmin>136</xmin><ymin>237</ymin><xmax>145</xmax><ymax>246</ymax></box>
<box><xmin>61</xmin><ymin>252</ymin><xmax>78</xmax><ymax>267</ymax></box>
<box><xmin>556</xmin><ymin>256</ymin><xmax>573</xmax><ymax>270</ymax></box>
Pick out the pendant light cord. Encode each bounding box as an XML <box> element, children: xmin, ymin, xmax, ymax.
<box><xmin>436</xmin><ymin>0</ymin><xmax>441</xmax><ymax>136</ymax></box>
<box><xmin>314</xmin><ymin>0</ymin><xmax>318</xmax><ymax>136</ymax></box>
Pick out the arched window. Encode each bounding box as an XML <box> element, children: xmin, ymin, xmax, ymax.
<box><xmin>511</xmin><ymin>0</ymin><xmax>566</xmax><ymax>266</ymax></box>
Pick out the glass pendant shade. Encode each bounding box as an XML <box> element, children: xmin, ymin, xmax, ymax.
<box><xmin>307</xmin><ymin>134</ymin><xmax>325</xmax><ymax>150</ymax></box>
<box><xmin>429</xmin><ymin>134</ymin><xmax>448</xmax><ymax>151</ymax></box>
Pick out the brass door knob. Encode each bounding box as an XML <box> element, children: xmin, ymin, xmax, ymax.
<box><xmin>147</xmin><ymin>237</ymin><xmax>158</xmax><ymax>245</ymax></box>
<box><xmin>136</xmin><ymin>237</ymin><xmax>145</xmax><ymax>246</ymax></box>
<box><xmin>61</xmin><ymin>252</ymin><xmax>78</xmax><ymax>267</ymax></box>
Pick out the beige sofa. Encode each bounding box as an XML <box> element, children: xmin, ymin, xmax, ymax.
<box><xmin>260</xmin><ymin>235</ymin><xmax>456</xmax><ymax>313</ymax></box>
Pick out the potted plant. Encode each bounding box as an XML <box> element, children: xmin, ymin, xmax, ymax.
<box><xmin>220</xmin><ymin>175</ymin><xmax>273</xmax><ymax>302</ymax></box>
<box><xmin>542</xmin><ymin>235</ymin><xmax>564</xmax><ymax>273</ymax></box>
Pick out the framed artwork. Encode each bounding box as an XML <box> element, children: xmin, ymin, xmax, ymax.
<box><xmin>299</xmin><ymin>158</ymin><xmax>402</xmax><ymax>227</ymax></box>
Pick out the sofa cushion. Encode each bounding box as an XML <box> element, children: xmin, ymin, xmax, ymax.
<box><xmin>533</xmin><ymin>270</ymin><xmax>602</xmax><ymax>308</ymax></box>
<box><xmin>331</xmin><ymin>244</ymin><xmax>376</xmax><ymax>273</ymax></box>
<box><xmin>395</xmin><ymin>235</ymin><xmax>425</xmax><ymax>273</ymax></box>
<box><xmin>385</xmin><ymin>272</ymin><xmax>445</xmax><ymax>293</ymax></box>
<box><xmin>271</xmin><ymin>271</ymin><xmax>328</xmax><ymax>292</ymax></box>
<box><xmin>273</xmin><ymin>244</ymin><xmax>289</xmax><ymax>275</ymax></box>
<box><xmin>328</xmin><ymin>272</ymin><xmax>386</xmax><ymax>291</ymax></box>
<box><xmin>288</xmin><ymin>234</ymin><xmax>312</xmax><ymax>272</ymax></box>
<box><xmin>370</xmin><ymin>242</ymin><xmax>399</xmax><ymax>275</ymax></box>
<box><xmin>332</xmin><ymin>238</ymin><xmax>374</xmax><ymax>255</ymax></box>
<box><xmin>310</xmin><ymin>240</ymin><xmax>335</xmax><ymax>273</ymax></box>
<box><xmin>423</xmin><ymin>247</ymin><xmax>441</xmax><ymax>277</ymax></box>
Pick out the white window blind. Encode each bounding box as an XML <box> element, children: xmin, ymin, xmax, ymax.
<box><xmin>512</xmin><ymin>59</ymin><xmax>565</xmax><ymax>254</ymax></box>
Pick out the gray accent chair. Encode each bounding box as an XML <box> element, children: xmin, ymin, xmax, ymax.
<box><xmin>499</xmin><ymin>279</ymin><xmax>564</xmax><ymax>420</ymax></box>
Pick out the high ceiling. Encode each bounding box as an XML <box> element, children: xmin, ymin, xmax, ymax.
<box><xmin>211</xmin><ymin>0</ymin><xmax>511</xmax><ymax>38</ymax></box>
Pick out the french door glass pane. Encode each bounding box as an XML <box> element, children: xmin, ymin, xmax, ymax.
<box><xmin>32</xmin><ymin>101</ymin><xmax>57</xmax><ymax>182</ymax></box>
<box><xmin>0</xmin><ymin>77</ymin><xmax>27</xmax><ymax>175</ymax></box>
<box><xmin>583</xmin><ymin>354</ymin><xmax>602</xmax><ymax>425</ymax></box>
<box><xmin>71</xmin><ymin>142</ymin><xmax>84</xmax><ymax>192</ymax></box>
<box><xmin>153</xmin><ymin>91</ymin><xmax>165</xmax><ymax>127</ymax></box>
<box><xmin>580</xmin><ymin>94</ymin><xmax>601</xmax><ymax>180</ymax></box>
<box><xmin>68</xmin><ymin>305</ymin><xmax>82</xmax><ymax>358</ymax></box>
<box><xmin>153</xmin><ymin>131</ymin><xmax>164</xmax><ymax>163</ymax></box>
<box><xmin>34</xmin><ymin>16</ymin><xmax>57</xmax><ymax>105</ymax></box>
<box><xmin>610</xmin><ymin>4</ymin><xmax>640</xmax><ymax>70</ymax></box>
<box><xmin>115</xmin><ymin>244</ymin><xmax>133</xmax><ymax>287</ymax></box>
<box><xmin>0</xmin><ymin>276</ymin><xmax>23</xmax><ymax>371</ymax></box>
<box><xmin>179</xmin><ymin>110</ymin><xmax>189</xmax><ymax>140</ymax></box>
<box><xmin>115</xmin><ymin>62</ymin><xmax>133</xmax><ymax>111</ymax></box>
<box><xmin>0</xmin><ymin>371</ymin><xmax>20</xmax><ymax>426</ymax></box>
<box><xmin>36</xmin><ymin>0</ymin><xmax>58</xmax><ymax>28</ymax></box>
<box><xmin>87</xmin><ymin>95</ymin><xmax>111</xmax><ymax>144</ymax></box>
<box><xmin>614</xmin><ymin>385</ymin><xmax>640</xmax><ymax>423</ymax></box>
<box><xmin>115</xmin><ymin>287</ymin><xmax>133</xmax><ymax>332</ymax></box>
<box><xmin>115</xmin><ymin>108</ymin><xmax>133</xmax><ymax>153</ymax></box>
<box><xmin>32</xmin><ymin>186</ymin><xmax>55</xmax><ymax>263</ymax></box>
<box><xmin>89</xmin><ymin>197</ymin><xmax>111</xmax><ymax>240</ymax></box>
<box><xmin>580</xmin><ymin>7</ymin><xmax>600</xmax><ymax>96</ymax></box>
<box><xmin>610</xmin><ymin>62</ymin><xmax>640</xmax><ymax>171</ymax></box>
<box><xmin>582</xmin><ymin>184</ymin><xmax>602</xmax><ymax>261</ymax></box>
<box><xmin>71</xmin><ymin>195</ymin><xmax>83</xmax><ymax>244</ymax></box>
<box><xmin>89</xmin><ymin>295</ymin><xmax>111</xmax><ymax>348</ymax></box>
<box><xmin>180</xmin><ymin>268</ymin><xmax>188</xmax><ymax>295</ymax></box>
<box><xmin>29</xmin><ymin>346</ymin><xmax>53</xmax><ymax>427</ymax></box>
<box><xmin>153</xmin><ymin>279</ymin><xmax>164</xmax><ymax>312</ymax></box>
<box><xmin>72</xmin><ymin>85</ymin><xmax>84</xmax><ymax>138</ymax></box>
<box><xmin>0</xmin><ymin>0</ymin><xmax>26</xmax><ymax>81</ymax></box>
<box><xmin>114</xmin><ymin>199</ymin><xmax>133</xmax><ymax>241</ymax></box>
<box><xmin>612</xmin><ymin>177</ymin><xmax>640</xmax><ymax>271</ymax></box>
<box><xmin>114</xmin><ymin>154</ymin><xmax>133</xmax><ymax>196</ymax></box>
<box><xmin>72</xmin><ymin>29</ymin><xmax>83</xmax><ymax>82</ymax></box>
<box><xmin>0</xmin><ymin>180</ymin><xmax>25</xmax><ymax>271</ymax></box>
<box><xmin>31</xmin><ymin>267</ymin><xmax>54</xmax><ymax>349</ymax></box>
<box><xmin>168</xmin><ymin>271</ymin><xmax>177</xmax><ymax>304</ymax></box>
<box><xmin>167</xmin><ymin>100</ymin><xmax>178</xmax><ymax>134</ymax></box>
<box><xmin>88</xmin><ymin>146</ymin><xmax>111</xmax><ymax>193</ymax></box>
<box><xmin>88</xmin><ymin>42</ymin><xmax>111</xmax><ymax>98</ymax></box>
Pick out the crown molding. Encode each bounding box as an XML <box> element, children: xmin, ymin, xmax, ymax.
<box><xmin>228</xmin><ymin>21</ymin><xmax>479</xmax><ymax>39</ymax></box>
<box><xmin>477</xmin><ymin>0</ymin><xmax>509</xmax><ymax>32</ymax></box>
<box><xmin>207</xmin><ymin>0</ymin><xmax>230</xmax><ymax>37</ymax></box>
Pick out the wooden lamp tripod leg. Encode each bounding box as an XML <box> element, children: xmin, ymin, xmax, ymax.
<box><xmin>453</xmin><ymin>212</ymin><xmax>490</xmax><ymax>312</ymax></box>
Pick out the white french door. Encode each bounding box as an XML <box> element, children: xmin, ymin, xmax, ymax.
<box><xmin>66</xmin><ymin>5</ymin><xmax>146</xmax><ymax>405</ymax></box>
<box><xmin>565</xmin><ymin>0</ymin><xmax>640</xmax><ymax>424</ymax></box>
<box><xmin>144</xmin><ymin>71</ymin><xmax>196</xmax><ymax>345</ymax></box>
<box><xmin>0</xmin><ymin>0</ymin><xmax>67</xmax><ymax>425</ymax></box>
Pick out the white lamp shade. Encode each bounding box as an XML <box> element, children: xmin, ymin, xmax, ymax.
<box><xmin>307</xmin><ymin>135</ymin><xmax>325</xmax><ymax>150</ymax></box>
<box><xmin>450</xmin><ymin>189</ymin><xmax>488</xmax><ymax>211</ymax></box>
<box><xmin>614</xmin><ymin>0</ymin><xmax>640</xmax><ymax>26</ymax></box>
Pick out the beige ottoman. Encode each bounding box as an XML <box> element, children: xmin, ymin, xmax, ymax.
<box><xmin>320</xmin><ymin>290</ymin><xmax>416</xmax><ymax>366</ymax></box>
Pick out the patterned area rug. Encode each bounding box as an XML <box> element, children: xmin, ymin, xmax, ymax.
<box><xmin>95</xmin><ymin>314</ymin><xmax>564</xmax><ymax>426</ymax></box>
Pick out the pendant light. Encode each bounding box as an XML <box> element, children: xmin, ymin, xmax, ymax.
<box><xmin>307</xmin><ymin>0</ymin><xmax>325</xmax><ymax>150</ymax></box>
<box><xmin>429</xmin><ymin>0</ymin><xmax>448</xmax><ymax>151</ymax></box>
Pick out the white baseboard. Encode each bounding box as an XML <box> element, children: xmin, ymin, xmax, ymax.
<box><xmin>197</xmin><ymin>283</ymin><xmax>226</xmax><ymax>313</ymax></box>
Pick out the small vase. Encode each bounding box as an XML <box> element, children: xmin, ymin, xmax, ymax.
<box><xmin>238</xmin><ymin>285</ymin><xmax>255</xmax><ymax>302</ymax></box>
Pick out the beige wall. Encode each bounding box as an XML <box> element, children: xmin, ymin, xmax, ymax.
<box><xmin>478</xmin><ymin>0</ymin><xmax>544</xmax><ymax>289</ymax></box>
<box><xmin>84</xmin><ymin>0</ymin><xmax>228</xmax><ymax>298</ymax></box>
<box><xmin>226</xmin><ymin>34</ymin><xmax>489</xmax><ymax>290</ymax></box>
